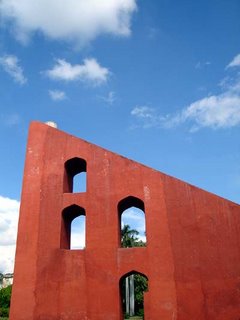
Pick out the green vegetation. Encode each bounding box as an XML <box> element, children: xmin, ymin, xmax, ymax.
<box><xmin>0</xmin><ymin>273</ymin><xmax>3</xmax><ymax>287</ymax></box>
<box><xmin>121</xmin><ymin>225</ymin><xmax>145</xmax><ymax>248</ymax></box>
<box><xmin>121</xmin><ymin>225</ymin><xmax>148</xmax><ymax>319</ymax></box>
<box><xmin>0</xmin><ymin>284</ymin><xmax>12</xmax><ymax>319</ymax></box>
<box><xmin>134</xmin><ymin>274</ymin><xmax>148</xmax><ymax>315</ymax></box>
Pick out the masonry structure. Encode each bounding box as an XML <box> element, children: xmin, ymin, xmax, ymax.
<box><xmin>10</xmin><ymin>121</ymin><xmax>240</xmax><ymax>320</ymax></box>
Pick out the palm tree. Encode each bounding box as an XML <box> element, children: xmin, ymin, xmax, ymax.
<box><xmin>121</xmin><ymin>224</ymin><xmax>139</xmax><ymax>248</ymax></box>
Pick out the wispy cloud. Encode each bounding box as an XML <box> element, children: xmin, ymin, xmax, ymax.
<box><xmin>45</xmin><ymin>58</ymin><xmax>110</xmax><ymax>86</ymax></box>
<box><xmin>0</xmin><ymin>0</ymin><xmax>137</xmax><ymax>45</ymax></box>
<box><xmin>49</xmin><ymin>89</ymin><xmax>66</xmax><ymax>101</ymax></box>
<box><xmin>1</xmin><ymin>113</ymin><xmax>21</xmax><ymax>127</ymax></box>
<box><xmin>0</xmin><ymin>195</ymin><xmax>20</xmax><ymax>273</ymax></box>
<box><xmin>131</xmin><ymin>106</ymin><xmax>166</xmax><ymax>129</ymax></box>
<box><xmin>168</xmin><ymin>92</ymin><xmax>240</xmax><ymax>131</ymax></box>
<box><xmin>226</xmin><ymin>53</ymin><xmax>240</xmax><ymax>68</ymax></box>
<box><xmin>99</xmin><ymin>91</ymin><xmax>116</xmax><ymax>105</ymax></box>
<box><xmin>195</xmin><ymin>61</ymin><xmax>211</xmax><ymax>69</ymax></box>
<box><xmin>122</xmin><ymin>208</ymin><xmax>146</xmax><ymax>239</ymax></box>
<box><xmin>131</xmin><ymin>53</ymin><xmax>240</xmax><ymax>131</ymax></box>
<box><xmin>147</xmin><ymin>27</ymin><xmax>158</xmax><ymax>39</ymax></box>
<box><xmin>0</xmin><ymin>55</ymin><xmax>27</xmax><ymax>84</ymax></box>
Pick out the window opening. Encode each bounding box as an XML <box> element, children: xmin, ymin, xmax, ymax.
<box><xmin>61</xmin><ymin>204</ymin><xmax>86</xmax><ymax>250</ymax></box>
<box><xmin>64</xmin><ymin>157</ymin><xmax>87</xmax><ymax>193</ymax></box>
<box><xmin>118</xmin><ymin>197</ymin><xmax>146</xmax><ymax>248</ymax></box>
<box><xmin>120</xmin><ymin>272</ymin><xmax>148</xmax><ymax>319</ymax></box>
<box><xmin>70</xmin><ymin>215</ymin><xmax>86</xmax><ymax>249</ymax></box>
<box><xmin>73</xmin><ymin>172</ymin><xmax>86</xmax><ymax>193</ymax></box>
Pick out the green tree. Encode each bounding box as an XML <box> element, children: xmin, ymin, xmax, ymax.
<box><xmin>134</xmin><ymin>274</ymin><xmax>148</xmax><ymax>316</ymax></box>
<box><xmin>121</xmin><ymin>224</ymin><xmax>140</xmax><ymax>248</ymax></box>
<box><xmin>0</xmin><ymin>273</ymin><xmax>3</xmax><ymax>287</ymax></box>
<box><xmin>121</xmin><ymin>225</ymin><xmax>148</xmax><ymax>318</ymax></box>
<box><xmin>0</xmin><ymin>285</ymin><xmax>12</xmax><ymax>318</ymax></box>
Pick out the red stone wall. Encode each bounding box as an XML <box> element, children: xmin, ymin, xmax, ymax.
<box><xmin>10</xmin><ymin>121</ymin><xmax>240</xmax><ymax>319</ymax></box>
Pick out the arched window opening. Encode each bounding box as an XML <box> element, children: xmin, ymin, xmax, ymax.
<box><xmin>61</xmin><ymin>204</ymin><xmax>86</xmax><ymax>250</ymax></box>
<box><xmin>120</xmin><ymin>271</ymin><xmax>148</xmax><ymax>319</ymax></box>
<box><xmin>73</xmin><ymin>172</ymin><xmax>87</xmax><ymax>193</ymax></box>
<box><xmin>118</xmin><ymin>196</ymin><xmax>146</xmax><ymax>248</ymax></box>
<box><xmin>70</xmin><ymin>215</ymin><xmax>86</xmax><ymax>249</ymax></box>
<box><xmin>64</xmin><ymin>157</ymin><xmax>87</xmax><ymax>193</ymax></box>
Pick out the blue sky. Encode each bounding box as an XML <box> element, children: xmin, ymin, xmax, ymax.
<box><xmin>0</xmin><ymin>0</ymin><xmax>240</xmax><ymax>273</ymax></box>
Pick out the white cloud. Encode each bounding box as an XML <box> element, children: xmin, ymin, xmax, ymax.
<box><xmin>167</xmin><ymin>72</ymin><xmax>240</xmax><ymax>131</ymax></box>
<box><xmin>131</xmin><ymin>89</ymin><xmax>240</xmax><ymax>132</ymax></box>
<box><xmin>106</xmin><ymin>91</ymin><xmax>116</xmax><ymax>104</ymax></box>
<box><xmin>71</xmin><ymin>232</ymin><xmax>85</xmax><ymax>250</ymax></box>
<box><xmin>131</xmin><ymin>53</ymin><xmax>240</xmax><ymax>131</ymax></box>
<box><xmin>174</xmin><ymin>93</ymin><xmax>240</xmax><ymax>131</ymax></box>
<box><xmin>0</xmin><ymin>55</ymin><xmax>27</xmax><ymax>84</ymax></box>
<box><xmin>131</xmin><ymin>106</ymin><xmax>153</xmax><ymax>119</ymax></box>
<box><xmin>230</xmin><ymin>81</ymin><xmax>240</xmax><ymax>93</ymax></box>
<box><xmin>45</xmin><ymin>58</ymin><xmax>110</xmax><ymax>85</ymax></box>
<box><xmin>131</xmin><ymin>106</ymin><xmax>166</xmax><ymax>129</ymax></box>
<box><xmin>71</xmin><ymin>217</ymin><xmax>85</xmax><ymax>249</ymax></box>
<box><xmin>122</xmin><ymin>208</ymin><xmax>145</xmax><ymax>223</ymax></box>
<box><xmin>226</xmin><ymin>53</ymin><xmax>240</xmax><ymax>68</ymax></box>
<box><xmin>0</xmin><ymin>195</ymin><xmax>20</xmax><ymax>273</ymax></box>
<box><xmin>195</xmin><ymin>61</ymin><xmax>211</xmax><ymax>69</ymax></box>
<box><xmin>99</xmin><ymin>91</ymin><xmax>116</xmax><ymax>105</ymax></box>
<box><xmin>122</xmin><ymin>208</ymin><xmax>146</xmax><ymax>239</ymax></box>
<box><xmin>0</xmin><ymin>0</ymin><xmax>137</xmax><ymax>45</ymax></box>
<box><xmin>49</xmin><ymin>90</ymin><xmax>66</xmax><ymax>101</ymax></box>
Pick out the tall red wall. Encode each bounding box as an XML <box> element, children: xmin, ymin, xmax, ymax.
<box><xmin>10</xmin><ymin>121</ymin><xmax>240</xmax><ymax>319</ymax></box>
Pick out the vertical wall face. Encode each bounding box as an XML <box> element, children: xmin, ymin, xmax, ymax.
<box><xmin>10</xmin><ymin>122</ymin><xmax>240</xmax><ymax>320</ymax></box>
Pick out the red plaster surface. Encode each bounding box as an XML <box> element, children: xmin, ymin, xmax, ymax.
<box><xmin>10</xmin><ymin>121</ymin><xmax>240</xmax><ymax>319</ymax></box>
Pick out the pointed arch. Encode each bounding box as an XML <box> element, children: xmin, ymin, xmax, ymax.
<box><xmin>64</xmin><ymin>157</ymin><xmax>87</xmax><ymax>193</ymax></box>
<box><xmin>119</xmin><ymin>270</ymin><xmax>148</xmax><ymax>319</ymax></box>
<box><xmin>120</xmin><ymin>270</ymin><xmax>148</xmax><ymax>282</ymax></box>
<box><xmin>118</xmin><ymin>196</ymin><xmax>146</xmax><ymax>247</ymax></box>
<box><xmin>118</xmin><ymin>196</ymin><xmax>145</xmax><ymax>213</ymax></box>
<box><xmin>61</xmin><ymin>204</ymin><xmax>86</xmax><ymax>249</ymax></box>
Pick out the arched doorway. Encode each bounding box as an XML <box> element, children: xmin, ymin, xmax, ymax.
<box><xmin>120</xmin><ymin>271</ymin><xmax>148</xmax><ymax>319</ymax></box>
